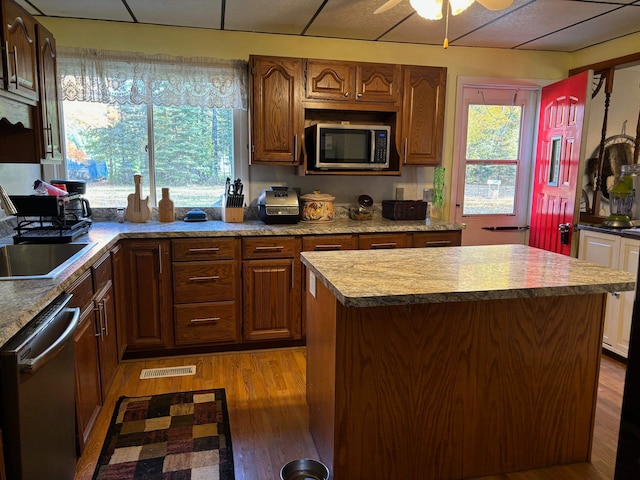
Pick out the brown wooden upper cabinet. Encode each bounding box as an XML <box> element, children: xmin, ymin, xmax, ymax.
<box><xmin>0</xmin><ymin>0</ymin><xmax>38</xmax><ymax>101</ymax></box>
<box><xmin>400</xmin><ymin>66</ymin><xmax>447</xmax><ymax>166</ymax></box>
<box><xmin>305</xmin><ymin>60</ymin><xmax>400</xmax><ymax>106</ymax></box>
<box><xmin>249</xmin><ymin>55</ymin><xmax>304</xmax><ymax>166</ymax></box>
<box><xmin>248</xmin><ymin>55</ymin><xmax>447</xmax><ymax>170</ymax></box>
<box><xmin>35</xmin><ymin>23</ymin><xmax>62</xmax><ymax>163</ymax></box>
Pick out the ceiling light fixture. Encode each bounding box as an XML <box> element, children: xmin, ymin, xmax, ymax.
<box><xmin>408</xmin><ymin>0</ymin><xmax>474</xmax><ymax>20</ymax></box>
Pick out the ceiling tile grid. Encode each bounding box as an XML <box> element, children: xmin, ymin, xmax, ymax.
<box><xmin>14</xmin><ymin>0</ymin><xmax>640</xmax><ymax>52</ymax></box>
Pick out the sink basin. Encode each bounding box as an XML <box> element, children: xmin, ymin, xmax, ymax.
<box><xmin>0</xmin><ymin>242</ymin><xmax>97</xmax><ymax>280</ymax></box>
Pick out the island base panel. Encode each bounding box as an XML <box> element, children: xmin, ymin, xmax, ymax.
<box><xmin>306</xmin><ymin>282</ymin><xmax>605</xmax><ymax>480</ymax></box>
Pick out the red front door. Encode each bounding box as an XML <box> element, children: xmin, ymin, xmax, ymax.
<box><xmin>529</xmin><ymin>71</ymin><xmax>591</xmax><ymax>255</ymax></box>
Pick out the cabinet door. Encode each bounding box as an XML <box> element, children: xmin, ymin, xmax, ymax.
<box><xmin>95</xmin><ymin>283</ymin><xmax>118</xmax><ymax>401</ymax></box>
<box><xmin>35</xmin><ymin>23</ymin><xmax>62</xmax><ymax>163</ymax></box>
<box><xmin>243</xmin><ymin>258</ymin><xmax>301</xmax><ymax>342</ymax></box>
<box><xmin>111</xmin><ymin>243</ymin><xmax>127</xmax><ymax>360</ymax></box>
<box><xmin>615</xmin><ymin>238</ymin><xmax>640</xmax><ymax>356</ymax></box>
<box><xmin>1</xmin><ymin>0</ymin><xmax>38</xmax><ymax>100</ymax></box>
<box><xmin>400</xmin><ymin>66</ymin><xmax>446</xmax><ymax>165</ymax></box>
<box><xmin>306</xmin><ymin>60</ymin><xmax>354</xmax><ymax>102</ymax></box>
<box><xmin>356</xmin><ymin>63</ymin><xmax>400</xmax><ymax>104</ymax></box>
<box><xmin>73</xmin><ymin>308</ymin><xmax>102</xmax><ymax>453</ymax></box>
<box><xmin>122</xmin><ymin>240</ymin><xmax>173</xmax><ymax>350</ymax></box>
<box><xmin>578</xmin><ymin>230</ymin><xmax>620</xmax><ymax>350</ymax></box>
<box><xmin>250</xmin><ymin>56</ymin><xmax>303</xmax><ymax>165</ymax></box>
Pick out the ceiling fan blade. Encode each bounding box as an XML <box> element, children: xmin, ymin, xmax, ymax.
<box><xmin>374</xmin><ymin>0</ymin><xmax>404</xmax><ymax>14</ymax></box>
<box><xmin>476</xmin><ymin>0</ymin><xmax>514</xmax><ymax>10</ymax></box>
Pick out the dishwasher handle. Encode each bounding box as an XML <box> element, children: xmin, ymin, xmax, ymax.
<box><xmin>20</xmin><ymin>307</ymin><xmax>80</xmax><ymax>374</ymax></box>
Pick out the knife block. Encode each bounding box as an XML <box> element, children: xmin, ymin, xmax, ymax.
<box><xmin>222</xmin><ymin>203</ymin><xmax>243</xmax><ymax>223</ymax></box>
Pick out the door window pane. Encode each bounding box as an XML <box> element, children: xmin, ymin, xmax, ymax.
<box><xmin>462</xmin><ymin>103</ymin><xmax>522</xmax><ymax>216</ymax></box>
<box><xmin>463</xmin><ymin>164</ymin><xmax>517</xmax><ymax>215</ymax></box>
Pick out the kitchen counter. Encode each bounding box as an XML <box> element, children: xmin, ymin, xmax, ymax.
<box><xmin>0</xmin><ymin>217</ymin><xmax>463</xmax><ymax>347</ymax></box>
<box><xmin>301</xmin><ymin>243</ymin><xmax>635</xmax><ymax>307</ymax></box>
<box><xmin>302</xmin><ymin>244</ymin><xmax>635</xmax><ymax>480</ymax></box>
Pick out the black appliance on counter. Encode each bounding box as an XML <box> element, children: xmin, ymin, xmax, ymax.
<box><xmin>257</xmin><ymin>187</ymin><xmax>301</xmax><ymax>224</ymax></box>
<box><xmin>9</xmin><ymin>194</ymin><xmax>92</xmax><ymax>244</ymax></box>
<box><xmin>615</xmin><ymin>254</ymin><xmax>640</xmax><ymax>478</ymax></box>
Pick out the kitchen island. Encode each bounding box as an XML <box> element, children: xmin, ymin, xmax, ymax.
<box><xmin>300</xmin><ymin>244</ymin><xmax>636</xmax><ymax>480</ymax></box>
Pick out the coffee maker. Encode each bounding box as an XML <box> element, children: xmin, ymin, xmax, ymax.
<box><xmin>50</xmin><ymin>179</ymin><xmax>92</xmax><ymax>221</ymax></box>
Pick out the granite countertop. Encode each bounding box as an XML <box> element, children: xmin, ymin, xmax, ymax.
<box><xmin>578</xmin><ymin>223</ymin><xmax>640</xmax><ymax>240</ymax></box>
<box><xmin>0</xmin><ymin>217</ymin><xmax>463</xmax><ymax>346</ymax></box>
<box><xmin>301</xmin><ymin>244</ymin><xmax>636</xmax><ymax>308</ymax></box>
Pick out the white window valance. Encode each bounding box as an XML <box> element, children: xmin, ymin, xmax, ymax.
<box><xmin>57</xmin><ymin>47</ymin><xmax>248</xmax><ymax>110</ymax></box>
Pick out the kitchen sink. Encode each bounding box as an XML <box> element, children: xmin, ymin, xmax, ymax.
<box><xmin>0</xmin><ymin>242</ymin><xmax>97</xmax><ymax>280</ymax></box>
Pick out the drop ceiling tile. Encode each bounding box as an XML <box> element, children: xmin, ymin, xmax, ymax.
<box><xmin>26</xmin><ymin>0</ymin><xmax>134</xmax><ymax>22</ymax></box>
<box><xmin>127</xmin><ymin>0</ymin><xmax>222</xmax><ymax>29</ymax></box>
<box><xmin>452</xmin><ymin>0</ymin><xmax>619</xmax><ymax>50</ymax></box>
<box><xmin>381</xmin><ymin>0</ymin><xmax>526</xmax><ymax>46</ymax></box>
<box><xmin>519</xmin><ymin>4</ymin><xmax>640</xmax><ymax>51</ymax></box>
<box><xmin>306</xmin><ymin>0</ymin><xmax>416</xmax><ymax>41</ymax></box>
<box><xmin>225</xmin><ymin>0</ymin><xmax>325</xmax><ymax>35</ymax></box>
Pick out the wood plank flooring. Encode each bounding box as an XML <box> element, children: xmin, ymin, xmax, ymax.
<box><xmin>74</xmin><ymin>348</ymin><xmax>626</xmax><ymax>480</ymax></box>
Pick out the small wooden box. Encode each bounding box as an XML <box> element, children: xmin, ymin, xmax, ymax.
<box><xmin>222</xmin><ymin>207</ymin><xmax>243</xmax><ymax>223</ymax></box>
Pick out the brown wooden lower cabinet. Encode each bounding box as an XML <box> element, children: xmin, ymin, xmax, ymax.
<box><xmin>242</xmin><ymin>236</ymin><xmax>302</xmax><ymax>342</ymax></box>
<box><xmin>121</xmin><ymin>239</ymin><xmax>173</xmax><ymax>351</ymax></box>
<box><xmin>412</xmin><ymin>230</ymin><xmax>462</xmax><ymax>247</ymax></box>
<box><xmin>0</xmin><ymin>427</ymin><xmax>6</xmax><ymax>480</ymax></box>
<box><xmin>359</xmin><ymin>232</ymin><xmax>412</xmax><ymax>249</ymax></box>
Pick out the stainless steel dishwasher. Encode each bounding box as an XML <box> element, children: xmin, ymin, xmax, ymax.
<box><xmin>0</xmin><ymin>293</ymin><xmax>80</xmax><ymax>480</ymax></box>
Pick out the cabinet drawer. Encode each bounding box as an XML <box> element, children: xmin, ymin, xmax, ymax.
<box><xmin>173</xmin><ymin>261</ymin><xmax>237</xmax><ymax>303</ymax></box>
<box><xmin>174</xmin><ymin>302</ymin><xmax>238</xmax><ymax>345</ymax></box>
<box><xmin>67</xmin><ymin>269</ymin><xmax>94</xmax><ymax>313</ymax></box>
<box><xmin>172</xmin><ymin>238</ymin><xmax>238</xmax><ymax>261</ymax></box>
<box><xmin>412</xmin><ymin>231</ymin><xmax>461</xmax><ymax>248</ymax></box>
<box><xmin>243</xmin><ymin>236</ymin><xmax>297</xmax><ymax>259</ymax></box>
<box><xmin>302</xmin><ymin>235</ymin><xmax>358</xmax><ymax>251</ymax></box>
<box><xmin>358</xmin><ymin>233</ymin><xmax>412</xmax><ymax>249</ymax></box>
<box><xmin>92</xmin><ymin>251</ymin><xmax>112</xmax><ymax>292</ymax></box>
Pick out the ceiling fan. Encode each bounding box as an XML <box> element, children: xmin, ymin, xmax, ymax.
<box><xmin>374</xmin><ymin>0</ymin><xmax>514</xmax><ymax>20</ymax></box>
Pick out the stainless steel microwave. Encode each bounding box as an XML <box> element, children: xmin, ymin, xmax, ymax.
<box><xmin>305</xmin><ymin>123</ymin><xmax>391</xmax><ymax>170</ymax></box>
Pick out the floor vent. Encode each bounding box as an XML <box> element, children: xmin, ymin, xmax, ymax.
<box><xmin>139</xmin><ymin>365</ymin><xmax>196</xmax><ymax>379</ymax></box>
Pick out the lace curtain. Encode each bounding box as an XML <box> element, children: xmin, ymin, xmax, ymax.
<box><xmin>57</xmin><ymin>47</ymin><xmax>248</xmax><ymax>110</ymax></box>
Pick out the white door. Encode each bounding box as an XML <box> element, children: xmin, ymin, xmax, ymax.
<box><xmin>452</xmin><ymin>85</ymin><xmax>538</xmax><ymax>246</ymax></box>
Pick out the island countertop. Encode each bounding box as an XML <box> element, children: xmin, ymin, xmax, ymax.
<box><xmin>300</xmin><ymin>243</ymin><xmax>636</xmax><ymax>307</ymax></box>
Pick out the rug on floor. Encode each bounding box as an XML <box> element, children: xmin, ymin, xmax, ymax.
<box><xmin>92</xmin><ymin>389</ymin><xmax>234</xmax><ymax>480</ymax></box>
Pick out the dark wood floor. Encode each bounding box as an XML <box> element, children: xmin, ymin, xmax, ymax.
<box><xmin>74</xmin><ymin>348</ymin><xmax>626</xmax><ymax>480</ymax></box>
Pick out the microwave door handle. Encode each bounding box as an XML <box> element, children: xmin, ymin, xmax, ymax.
<box><xmin>370</xmin><ymin>130</ymin><xmax>376</xmax><ymax>163</ymax></box>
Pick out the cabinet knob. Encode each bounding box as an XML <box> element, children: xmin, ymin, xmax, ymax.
<box><xmin>357</xmin><ymin>93</ymin><xmax>363</xmax><ymax>98</ymax></box>
<box><xmin>344</xmin><ymin>92</ymin><xmax>350</xmax><ymax>97</ymax></box>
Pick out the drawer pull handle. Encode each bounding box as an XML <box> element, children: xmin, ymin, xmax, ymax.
<box><xmin>188</xmin><ymin>247</ymin><xmax>220</xmax><ymax>253</ymax></box>
<box><xmin>314</xmin><ymin>244</ymin><xmax>342</xmax><ymax>250</ymax></box>
<box><xmin>190</xmin><ymin>317</ymin><xmax>220</xmax><ymax>323</ymax></box>
<box><xmin>425</xmin><ymin>241</ymin><xmax>452</xmax><ymax>246</ymax></box>
<box><xmin>370</xmin><ymin>242</ymin><xmax>397</xmax><ymax>248</ymax></box>
<box><xmin>255</xmin><ymin>246</ymin><xmax>285</xmax><ymax>251</ymax></box>
<box><xmin>189</xmin><ymin>275</ymin><xmax>220</xmax><ymax>282</ymax></box>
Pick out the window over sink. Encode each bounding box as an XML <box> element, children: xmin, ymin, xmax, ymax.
<box><xmin>58</xmin><ymin>49</ymin><xmax>248</xmax><ymax>208</ymax></box>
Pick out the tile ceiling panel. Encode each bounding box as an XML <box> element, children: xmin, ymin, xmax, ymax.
<box><xmin>519</xmin><ymin>4</ymin><xmax>640</xmax><ymax>51</ymax></box>
<box><xmin>452</xmin><ymin>0</ymin><xmax>619</xmax><ymax>50</ymax></box>
<box><xmin>128</xmin><ymin>0</ymin><xmax>222</xmax><ymax>29</ymax></box>
<box><xmin>381</xmin><ymin>0</ymin><xmax>523</xmax><ymax>46</ymax></box>
<box><xmin>306</xmin><ymin>0</ymin><xmax>416</xmax><ymax>41</ymax></box>
<box><xmin>225</xmin><ymin>0</ymin><xmax>325</xmax><ymax>35</ymax></box>
<box><xmin>25</xmin><ymin>0</ymin><xmax>133</xmax><ymax>22</ymax></box>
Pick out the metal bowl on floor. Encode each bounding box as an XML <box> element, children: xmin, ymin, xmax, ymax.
<box><xmin>280</xmin><ymin>458</ymin><xmax>330</xmax><ymax>480</ymax></box>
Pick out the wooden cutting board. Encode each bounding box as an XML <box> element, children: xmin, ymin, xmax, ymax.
<box><xmin>125</xmin><ymin>174</ymin><xmax>152</xmax><ymax>223</ymax></box>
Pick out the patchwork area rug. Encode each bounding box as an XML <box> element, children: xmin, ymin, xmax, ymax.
<box><xmin>92</xmin><ymin>389</ymin><xmax>234</xmax><ymax>480</ymax></box>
